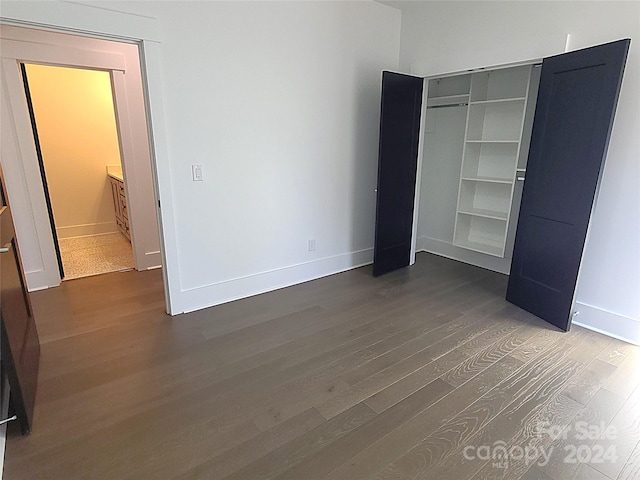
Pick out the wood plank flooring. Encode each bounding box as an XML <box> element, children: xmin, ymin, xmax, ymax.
<box><xmin>4</xmin><ymin>253</ymin><xmax>639</xmax><ymax>479</ymax></box>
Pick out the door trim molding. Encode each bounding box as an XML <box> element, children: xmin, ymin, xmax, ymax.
<box><xmin>0</xmin><ymin>14</ymin><xmax>177</xmax><ymax>313</ymax></box>
<box><xmin>2</xmin><ymin>25</ymin><xmax>169</xmax><ymax>310</ymax></box>
<box><xmin>0</xmin><ymin>39</ymin><xmax>125</xmax><ymax>71</ymax></box>
<box><xmin>0</xmin><ymin>3</ymin><xmax>161</xmax><ymax>43</ymax></box>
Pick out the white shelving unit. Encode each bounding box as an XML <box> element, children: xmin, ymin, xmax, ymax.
<box><xmin>452</xmin><ymin>65</ymin><xmax>533</xmax><ymax>257</ymax></box>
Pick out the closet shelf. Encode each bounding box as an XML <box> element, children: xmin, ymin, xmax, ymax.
<box><xmin>469</xmin><ymin>97</ymin><xmax>526</xmax><ymax>105</ymax></box>
<box><xmin>465</xmin><ymin>140</ymin><xmax>520</xmax><ymax>144</ymax></box>
<box><xmin>457</xmin><ymin>208</ymin><xmax>508</xmax><ymax>221</ymax></box>
<box><xmin>461</xmin><ymin>176</ymin><xmax>513</xmax><ymax>184</ymax></box>
<box><xmin>453</xmin><ymin>238</ymin><xmax>504</xmax><ymax>257</ymax></box>
<box><xmin>427</xmin><ymin>94</ymin><xmax>470</xmax><ymax>107</ymax></box>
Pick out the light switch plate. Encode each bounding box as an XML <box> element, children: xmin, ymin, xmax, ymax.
<box><xmin>192</xmin><ymin>164</ymin><xmax>203</xmax><ymax>181</ymax></box>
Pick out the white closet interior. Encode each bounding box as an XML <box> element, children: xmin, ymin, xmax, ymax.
<box><xmin>416</xmin><ymin>63</ymin><xmax>541</xmax><ymax>274</ymax></box>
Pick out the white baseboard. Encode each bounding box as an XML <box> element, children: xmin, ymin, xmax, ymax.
<box><xmin>25</xmin><ymin>268</ymin><xmax>59</xmax><ymax>292</ymax></box>
<box><xmin>416</xmin><ymin>236</ymin><xmax>511</xmax><ymax>275</ymax></box>
<box><xmin>174</xmin><ymin>248</ymin><xmax>374</xmax><ymax>314</ymax></box>
<box><xmin>573</xmin><ymin>302</ymin><xmax>640</xmax><ymax>346</ymax></box>
<box><xmin>136</xmin><ymin>250</ymin><xmax>161</xmax><ymax>271</ymax></box>
<box><xmin>56</xmin><ymin>221</ymin><xmax>118</xmax><ymax>239</ymax></box>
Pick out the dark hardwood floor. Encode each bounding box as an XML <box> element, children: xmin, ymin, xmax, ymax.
<box><xmin>4</xmin><ymin>253</ymin><xmax>639</xmax><ymax>479</ymax></box>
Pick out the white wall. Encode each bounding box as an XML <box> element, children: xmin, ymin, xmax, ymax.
<box><xmin>398</xmin><ymin>1</ymin><xmax>640</xmax><ymax>344</ymax></box>
<box><xmin>146</xmin><ymin>2</ymin><xmax>399</xmax><ymax>311</ymax></box>
<box><xmin>1</xmin><ymin>1</ymin><xmax>401</xmax><ymax>312</ymax></box>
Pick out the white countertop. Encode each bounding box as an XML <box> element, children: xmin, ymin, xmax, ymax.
<box><xmin>106</xmin><ymin>165</ymin><xmax>124</xmax><ymax>182</ymax></box>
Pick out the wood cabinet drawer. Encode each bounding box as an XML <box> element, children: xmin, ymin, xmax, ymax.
<box><xmin>109</xmin><ymin>175</ymin><xmax>130</xmax><ymax>242</ymax></box>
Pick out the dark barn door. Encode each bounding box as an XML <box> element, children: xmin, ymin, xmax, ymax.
<box><xmin>507</xmin><ymin>39</ymin><xmax>630</xmax><ymax>331</ymax></box>
<box><xmin>373</xmin><ymin>71</ymin><xmax>423</xmax><ymax>276</ymax></box>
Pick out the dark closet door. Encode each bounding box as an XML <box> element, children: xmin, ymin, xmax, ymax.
<box><xmin>0</xmin><ymin>164</ymin><xmax>41</xmax><ymax>434</ymax></box>
<box><xmin>507</xmin><ymin>39</ymin><xmax>630</xmax><ymax>331</ymax></box>
<box><xmin>373</xmin><ymin>71</ymin><xmax>423</xmax><ymax>276</ymax></box>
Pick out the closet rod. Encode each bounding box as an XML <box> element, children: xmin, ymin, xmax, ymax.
<box><xmin>426</xmin><ymin>102</ymin><xmax>469</xmax><ymax>110</ymax></box>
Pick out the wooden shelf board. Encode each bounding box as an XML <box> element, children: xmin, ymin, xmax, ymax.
<box><xmin>457</xmin><ymin>208</ymin><xmax>508</xmax><ymax>221</ymax></box>
<box><xmin>470</xmin><ymin>97</ymin><xmax>526</xmax><ymax>105</ymax></box>
<box><xmin>453</xmin><ymin>238</ymin><xmax>504</xmax><ymax>257</ymax></box>
<box><xmin>461</xmin><ymin>176</ymin><xmax>513</xmax><ymax>184</ymax></box>
<box><xmin>465</xmin><ymin>140</ymin><xmax>520</xmax><ymax>144</ymax></box>
<box><xmin>427</xmin><ymin>94</ymin><xmax>470</xmax><ymax>107</ymax></box>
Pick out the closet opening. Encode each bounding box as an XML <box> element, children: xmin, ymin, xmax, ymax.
<box><xmin>417</xmin><ymin>62</ymin><xmax>542</xmax><ymax>275</ymax></box>
<box><xmin>374</xmin><ymin>38</ymin><xmax>630</xmax><ymax>332</ymax></box>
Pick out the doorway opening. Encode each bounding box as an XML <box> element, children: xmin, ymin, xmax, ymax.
<box><xmin>1</xmin><ymin>24</ymin><xmax>164</xmax><ymax>301</ymax></box>
<box><xmin>21</xmin><ymin>63</ymin><xmax>135</xmax><ymax>280</ymax></box>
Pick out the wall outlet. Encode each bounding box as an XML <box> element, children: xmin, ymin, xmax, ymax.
<box><xmin>192</xmin><ymin>164</ymin><xmax>203</xmax><ymax>181</ymax></box>
<box><xmin>308</xmin><ymin>239</ymin><xmax>316</xmax><ymax>252</ymax></box>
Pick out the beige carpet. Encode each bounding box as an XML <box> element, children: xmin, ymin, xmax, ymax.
<box><xmin>58</xmin><ymin>232</ymin><xmax>134</xmax><ymax>280</ymax></box>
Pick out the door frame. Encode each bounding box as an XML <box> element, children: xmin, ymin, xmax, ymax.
<box><xmin>1</xmin><ymin>31</ymin><xmax>151</xmax><ymax>277</ymax></box>
<box><xmin>0</xmin><ymin>22</ymin><xmax>176</xmax><ymax>313</ymax></box>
